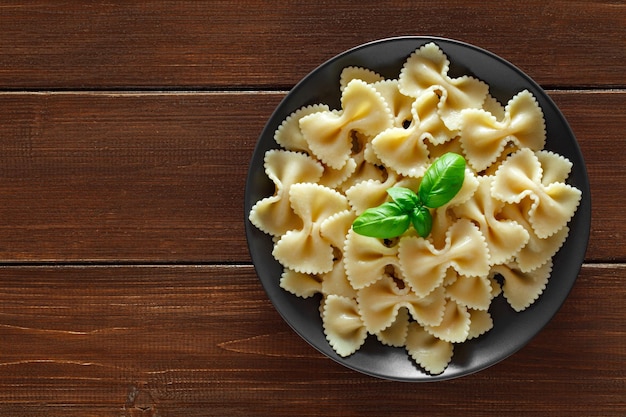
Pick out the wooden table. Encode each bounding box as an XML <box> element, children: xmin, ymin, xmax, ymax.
<box><xmin>0</xmin><ymin>2</ymin><xmax>624</xmax><ymax>416</ymax></box>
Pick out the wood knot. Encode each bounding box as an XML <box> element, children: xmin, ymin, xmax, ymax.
<box><xmin>122</xmin><ymin>384</ymin><xmax>160</xmax><ymax>417</ymax></box>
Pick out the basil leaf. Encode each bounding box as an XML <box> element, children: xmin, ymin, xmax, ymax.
<box><xmin>386</xmin><ymin>187</ymin><xmax>420</xmax><ymax>212</ymax></box>
<box><xmin>352</xmin><ymin>201</ymin><xmax>411</xmax><ymax>239</ymax></box>
<box><xmin>411</xmin><ymin>205</ymin><xmax>433</xmax><ymax>238</ymax></box>
<box><xmin>419</xmin><ymin>152</ymin><xmax>466</xmax><ymax>208</ymax></box>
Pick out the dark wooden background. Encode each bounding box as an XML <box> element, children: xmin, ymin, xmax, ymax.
<box><xmin>0</xmin><ymin>1</ymin><xmax>624</xmax><ymax>416</ymax></box>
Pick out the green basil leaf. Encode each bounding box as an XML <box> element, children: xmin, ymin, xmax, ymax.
<box><xmin>386</xmin><ymin>187</ymin><xmax>420</xmax><ymax>212</ymax></box>
<box><xmin>410</xmin><ymin>205</ymin><xmax>433</xmax><ymax>238</ymax></box>
<box><xmin>419</xmin><ymin>152</ymin><xmax>466</xmax><ymax>208</ymax></box>
<box><xmin>352</xmin><ymin>201</ymin><xmax>411</xmax><ymax>239</ymax></box>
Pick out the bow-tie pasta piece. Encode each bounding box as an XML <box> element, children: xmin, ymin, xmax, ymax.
<box><xmin>345</xmin><ymin>169</ymin><xmax>399</xmax><ymax>215</ymax></box>
<box><xmin>322</xmin><ymin>295</ymin><xmax>368</xmax><ymax>357</ymax></box>
<box><xmin>280</xmin><ymin>258</ymin><xmax>357</xmax><ymax>300</ymax></box>
<box><xmin>506</xmin><ymin>90</ymin><xmax>546</xmax><ymax>149</ymax></box>
<box><xmin>405</xmin><ymin>322</ymin><xmax>454</xmax><ymax>375</ymax></box>
<box><xmin>318</xmin><ymin>158</ymin><xmax>357</xmax><ymax>190</ymax></box>
<box><xmin>399</xmin><ymin>219</ymin><xmax>490</xmax><ymax>297</ymax></box>
<box><xmin>453</xmin><ymin>176</ymin><xmax>529</xmax><ymax>265</ymax></box>
<box><xmin>427</xmin><ymin>135</ymin><xmax>465</xmax><ymax>161</ymax></box>
<box><xmin>273</xmin><ymin>183</ymin><xmax>349</xmax><ymax>274</ymax></box>
<box><xmin>500</xmin><ymin>199</ymin><xmax>569</xmax><ymax>273</ymax></box>
<box><xmin>274</xmin><ymin>104</ymin><xmax>330</xmax><ymax>153</ymax></box>
<box><xmin>355</xmin><ymin>130</ymin><xmax>386</xmax><ymax>167</ymax></box>
<box><xmin>429</xmin><ymin>208</ymin><xmax>457</xmax><ymax>250</ymax></box>
<box><xmin>424</xmin><ymin>298</ymin><xmax>471</xmax><ymax>343</ymax></box>
<box><xmin>371</xmin><ymin>90</ymin><xmax>455</xmax><ymax>177</ymax></box>
<box><xmin>320</xmin><ymin>259</ymin><xmax>357</xmax><ymax>299</ymax></box>
<box><xmin>337</xmin><ymin>158</ymin><xmax>386</xmax><ymax>193</ymax></box>
<box><xmin>249</xmin><ymin>150</ymin><xmax>323</xmax><ymax>237</ymax></box>
<box><xmin>491</xmin><ymin>260</ymin><xmax>552</xmax><ymax>312</ymax></box>
<box><xmin>376</xmin><ymin>306</ymin><xmax>410</xmax><ymax>347</ymax></box>
<box><xmin>343</xmin><ymin>229</ymin><xmax>402</xmax><ymax>289</ymax></box>
<box><xmin>467</xmin><ymin>309</ymin><xmax>494</xmax><ymax>340</ymax></box>
<box><xmin>299</xmin><ymin>79</ymin><xmax>393</xmax><ymax>169</ymax></box>
<box><xmin>481</xmin><ymin>142</ymin><xmax>520</xmax><ymax>176</ymax></box>
<box><xmin>340</xmin><ymin>66</ymin><xmax>384</xmax><ymax>92</ymax></box>
<box><xmin>412</xmin><ymin>89</ymin><xmax>458</xmax><ymax>146</ymax></box>
<box><xmin>399</xmin><ymin>42</ymin><xmax>489</xmax><ymax>130</ymax></box>
<box><xmin>536</xmin><ymin>150</ymin><xmax>574</xmax><ymax>186</ymax></box>
<box><xmin>319</xmin><ymin>209</ymin><xmax>356</xmax><ymax>250</ymax></box>
<box><xmin>372</xmin><ymin>79</ymin><xmax>416</xmax><ymax>128</ymax></box>
<box><xmin>459</xmin><ymin>90</ymin><xmax>546</xmax><ymax>172</ymax></box>
<box><xmin>482</xmin><ymin>94</ymin><xmax>506</xmax><ymax>121</ymax></box>
<box><xmin>492</xmin><ymin>148</ymin><xmax>582</xmax><ymax>239</ymax></box>
<box><xmin>446</xmin><ymin>272</ymin><xmax>494</xmax><ymax>311</ymax></box>
<box><xmin>442</xmin><ymin>267</ymin><xmax>459</xmax><ymax>286</ymax></box>
<box><xmin>393</xmin><ymin>175</ymin><xmax>423</xmax><ymax>194</ymax></box>
<box><xmin>357</xmin><ymin>275</ymin><xmax>446</xmax><ymax>334</ymax></box>
<box><xmin>488</xmin><ymin>274</ymin><xmax>503</xmax><ymax>298</ymax></box>
<box><xmin>280</xmin><ymin>269</ymin><xmax>322</xmax><ymax>299</ymax></box>
<box><xmin>333</xmin><ymin>130</ymin><xmax>388</xmax><ymax>192</ymax></box>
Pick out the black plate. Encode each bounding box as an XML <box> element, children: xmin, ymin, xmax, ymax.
<box><xmin>244</xmin><ymin>36</ymin><xmax>591</xmax><ymax>381</ymax></box>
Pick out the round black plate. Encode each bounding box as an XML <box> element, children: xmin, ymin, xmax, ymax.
<box><xmin>244</xmin><ymin>36</ymin><xmax>591</xmax><ymax>381</ymax></box>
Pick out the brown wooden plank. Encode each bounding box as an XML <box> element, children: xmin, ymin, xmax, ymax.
<box><xmin>0</xmin><ymin>91</ymin><xmax>283</xmax><ymax>262</ymax></box>
<box><xmin>0</xmin><ymin>90</ymin><xmax>622</xmax><ymax>263</ymax></box>
<box><xmin>0</xmin><ymin>1</ymin><xmax>623</xmax><ymax>89</ymax></box>
<box><xmin>549</xmin><ymin>90</ymin><xmax>626</xmax><ymax>262</ymax></box>
<box><xmin>0</xmin><ymin>264</ymin><xmax>623</xmax><ymax>416</ymax></box>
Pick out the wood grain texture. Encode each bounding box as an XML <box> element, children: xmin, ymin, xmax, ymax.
<box><xmin>0</xmin><ymin>264</ymin><xmax>623</xmax><ymax>417</ymax></box>
<box><xmin>0</xmin><ymin>90</ymin><xmax>622</xmax><ymax>262</ymax></box>
<box><xmin>0</xmin><ymin>91</ymin><xmax>282</xmax><ymax>262</ymax></box>
<box><xmin>0</xmin><ymin>1</ymin><xmax>624</xmax><ymax>89</ymax></box>
<box><xmin>0</xmin><ymin>1</ymin><xmax>624</xmax><ymax>416</ymax></box>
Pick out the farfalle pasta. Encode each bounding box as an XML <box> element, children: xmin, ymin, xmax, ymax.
<box><xmin>446</xmin><ymin>272</ymin><xmax>495</xmax><ymax>311</ymax></box>
<box><xmin>357</xmin><ymin>275</ymin><xmax>447</xmax><ymax>334</ymax></box>
<box><xmin>371</xmin><ymin>89</ymin><xmax>455</xmax><ymax>177</ymax></box>
<box><xmin>459</xmin><ymin>90</ymin><xmax>546</xmax><ymax>171</ymax></box>
<box><xmin>343</xmin><ymin>229</ymin><xmax>402</xmax><ymax>289</ymax></box>
<box><xmin>399</xmin><ymin>219</ymin><xmax>491</xmax><ymax>297</ymax></box>
<box><xmin>248</xmin><ymin>150</ymin><xmax>323</xmax><ymax>237</ymax></box>
<box><xmin>398</xmin><ymin>42</ymin><xmax>489</xmax><ymax>130</ymax></box>
<box><xmin>248</xmin><ymin>42</ymin><xmax>582</xmax><ymax>375</ymax></box>
<box><xmin>322</xmin><ymin>295</ymin><xmax>368</xmax><ymax>357</ymax></box>
<box><xmin>272</xmin><ymin>183</ymin><xmax>349</xmax><ymax>274</ymax></box>
<box><xmin>452</xmin><ymin>176</ymin><xmax>530</xmax><ymax>265</ymax></box>
<box><xmin>492</xmin><ymin>148</ymin><xmax>581</xmax><ymax>239</ymax></box>
<box><xmin>299</xmin><ymin>79</ymin><xmax>393</xmax><ymax>169</ymax></box>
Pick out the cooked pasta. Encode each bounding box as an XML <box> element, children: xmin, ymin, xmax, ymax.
<box><xmin>322</xmin><ymin>295</ymin><xmax>368</xmax><ymax>357</ymax></box>
<box><xmin>248</xmin><ymin>42</ymin><xmax>582</xmax><ymax>375</ymax></box>
<box><xmin>452</xmin><ymin>176</ymin><xmax>530</xmax><ymax>265</ymax></box>
<box><xmin>248</xmin><ymin>150</ymin><xmax>323</xmax><ymax>237</ymax></box>
<box><xmin>398</xmin><ymin>219</ymin><xmax>490</xmax><ymax>297</ymax></box>
<box><xmin>446</xmin><ymin>272</ymin><xmax>494</xmax><ymax>311</ymax></box>
<box><xmin>459</xmin><ymin>90</ymin><xmax>546</xmax><ymax>171</ymax></box>
<box><xmin>398</xmin><ymin>42</ymin><xmax>489</xmax><ymax>130</ymax></box>
<box><xmin>299</xmin><ymin>79</ymin><xmax>393</xmax><ymax>169</ymax></box>
<box><xmin>272</xmin><ymin>183</ymin><xmax>349</xmax><ymax>274</ymax></box>
<box><xmin>491</xmin><ymin>148</ymin><xmax>581</xmax><ymax>239</ymax></box>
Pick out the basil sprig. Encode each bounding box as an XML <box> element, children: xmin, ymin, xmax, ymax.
<box><xmin>352</xmin><ymin>153</ymin><xmax>466</xmax><ymax>239</ymax></box>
